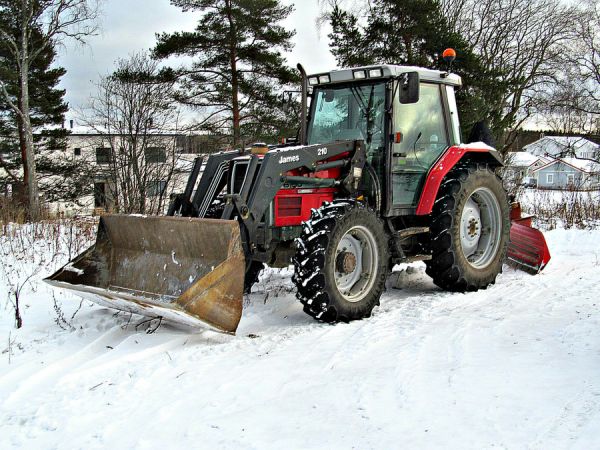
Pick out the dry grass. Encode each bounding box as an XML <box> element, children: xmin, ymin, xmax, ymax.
<box><xmin>521</xmin><ymin>189</ymin><xmax>600</xmax><ymax>230</ymax></box>
<box><xmin>0</xmin><ymin>218</ymin><xmax>97</xmax><ymax>329</ymax></box>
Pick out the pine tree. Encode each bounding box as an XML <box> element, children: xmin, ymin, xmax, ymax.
<box><xmin>0</xmin><ymin>0</ymin><xmax>98</xmax><ymax>219</ymax></box>
<box><xmin>0</xmin><ymin>18</ymin><xmax>94</xmax><ymax>208</ymax></box>
<box><xmin>0</xmin><ymin>13</ymin><xmax>67</xmax><ymax>200</ymax></box>
<box><xmin>328</xmin><ymin>5</ymin><xmax>372</xmax><ymax>67</ymax></box>
<box><xmin>153</xmin><ymin>0</ymin><xmax>298</xmax><ymax>147</ymax></box>
<box><xmin>327</xmin><ymin>0</ymin><xmax>509</xmax><ymax>141</ymax></box>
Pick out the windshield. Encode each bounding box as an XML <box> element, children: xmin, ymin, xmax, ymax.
<box><xmin>307</xmin><ymin>82</ymin><xmax>386</xmax><ymax>156</ymax></box>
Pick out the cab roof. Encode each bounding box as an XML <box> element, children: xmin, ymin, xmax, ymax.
<box><xmin>309</xmin><ymin>64</ymin><xmax>462</xmax><ymax>87</ymax></box>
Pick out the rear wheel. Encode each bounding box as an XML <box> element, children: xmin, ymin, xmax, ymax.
<box><xmin>293</xmin><ymin>201</ymin><xmax>389</xmax><ymax>322</ymax></box>
<box><xmin>426</xmin><ymin>165</ymin><xmax>510</xmax><ymax>291</ymax></box>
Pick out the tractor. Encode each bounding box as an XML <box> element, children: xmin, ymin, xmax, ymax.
<box><xmin>46</xmin><ymin>54</ymin><xmax>550</xmax><ymax>333</ymax></box>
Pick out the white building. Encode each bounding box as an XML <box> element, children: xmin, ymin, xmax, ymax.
<box><xmin>0</xmin><ymin>128</ymin><xmax>203</xmax><ymax>217</ymax></box>
<box><xmin>61</xmin><ymin>130</ymin><xmax>200</xmax><ymax>215</ymax></box>
<box><xmin>523</xmin><ymin>136</ymin><xmax>599</xmax><ymax>160</ymax></box>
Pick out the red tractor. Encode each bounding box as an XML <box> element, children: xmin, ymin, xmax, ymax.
<box><xmin>47</xmin><ymin>58</ymin><xmax>550</xmax><ymax>333</ymax></box>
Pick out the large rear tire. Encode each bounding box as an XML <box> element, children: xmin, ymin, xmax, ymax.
<box><xmin>425</xmin><ymin>165</ymin><xmax>510</xmax><ymax>291</ymax></box>
<box><xmin>293</xmin><ymin>201</ymin><xmax>389</xmax><ymax>322</ymax></box>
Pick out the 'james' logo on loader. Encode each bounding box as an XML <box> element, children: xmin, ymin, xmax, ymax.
<box><xmin>279</xmin><ymin>155</ymin><xmax>300</xmax><ymax>164</ymax></box>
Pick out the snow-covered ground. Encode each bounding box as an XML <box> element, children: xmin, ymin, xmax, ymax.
<box><xmin>1</xmin><ymin>222</ymin><xmax>600</xmax><ymax>449</ymax></box>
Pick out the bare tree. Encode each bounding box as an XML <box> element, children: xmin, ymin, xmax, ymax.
<box><xmin>83</xmin><ymin>53</ymin><xmax>185</xmax><ymax>215</ymax></box>
<box><xmin>539</xmin><ymin>0</ymin><xmax>599</xmax><ymax>135</ymax></box>
<box><xmin>439</xmin><ymin>0</ymin><xmax>580</xmax><ymax>151</ymax></box>
<box><xmin>568</xmin><ymin>0</ymin><xmax>600</xmax><ymax>116</ymax></box>
<box><xmin>0</xmin><ymin>0</ymin><xmax>99</xmax><ymax>220</ymax></box>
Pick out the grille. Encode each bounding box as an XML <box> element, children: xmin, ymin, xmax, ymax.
<box><xmin>277</xmin><ymin>196</ymin><xmax>302</xmax><ymax>217</ymax></box>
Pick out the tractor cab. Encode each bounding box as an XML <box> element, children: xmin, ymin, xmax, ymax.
<box><xmin>305</xmin><ymin>65</ymin><xmax>462</xmax><ymax>213</ymax></box>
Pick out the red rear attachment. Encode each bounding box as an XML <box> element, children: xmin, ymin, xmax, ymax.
<box><xmin>507</xmin><ymin>202</ymin><xmax>551</xmax><ymax>274</ymax></box>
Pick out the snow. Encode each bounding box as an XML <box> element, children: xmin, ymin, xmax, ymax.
<box><xmin>506</xmin><ymin>151</ymin><xmax>549</xmax><ymax>167</ymax></box>
<box><xmin>62</xmin><ymin>263</ymin><xmax>84</xmax><ymax>276</ymax></box>
<box><xmin>524</xmin><ymin>136</ymin><xmax>599</xmax><ymax>159</ymax></box>
<box><xmin>458</xmin><ymin>141</ymin><xmax>496</xmax><ymax>151</ymax></box>
<box><xmin>2</xmin><ymin>223</ymin><xmax>600</xmax><ymax>449</ymax></box>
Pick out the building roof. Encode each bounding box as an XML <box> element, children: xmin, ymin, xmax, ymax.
<box><xmin>533</xmin><ymin>157</ymin><xmax>600</xmax><ymax>174</ymax></box>
<box><xmin>506</xmin><ymin>152</ymin><xmax>549</xmax><ymax>167</ymax></box>
<box><xmin>523</xmin><ymin>136</ymin><xmax>599</xmax><ymax>158</ymax></box>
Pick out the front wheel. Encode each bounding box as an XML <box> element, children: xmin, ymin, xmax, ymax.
<box><xmin>293</xmin><ymin>201</ymin><xmax>389</xmax><ymax>322</ymax></box>
<box><xmin>425</xmin><ymin>165</ymin><xmax>510</xmax><ymax>291</ymax></box>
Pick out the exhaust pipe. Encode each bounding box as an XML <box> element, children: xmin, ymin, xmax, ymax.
<box><xmin>297</xmin><ymin>63</ymin><xmax>308</xmax><ymax>145</ymax></box>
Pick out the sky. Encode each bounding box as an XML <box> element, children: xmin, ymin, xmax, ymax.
<box><xmin>56</xmin><ymin>0</ymin><xmax>337</xmax><ymax>119</ymax></box>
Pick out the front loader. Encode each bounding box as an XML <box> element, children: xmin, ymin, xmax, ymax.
<box><xmin>46</xmin><ymin>55</ymin><xmax>550</xmax><ymax>333</ymax></box>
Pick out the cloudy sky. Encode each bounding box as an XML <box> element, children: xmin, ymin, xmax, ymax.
<box><xmin>56</xmin><ymin>0</ymin><xmax>336</xmax><ymax>118</ymax></box>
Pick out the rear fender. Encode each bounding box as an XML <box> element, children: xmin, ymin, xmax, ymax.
<box><xmin>415</xmin><ymin>145</ymin><xmax>503</xmax><ymax>216</ymax></box>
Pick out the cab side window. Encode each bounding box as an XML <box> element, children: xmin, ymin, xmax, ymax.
<box><xmin>392</xmin><ymin>83</ymin><xmax>449</xmax><ymax>207</ymax></box>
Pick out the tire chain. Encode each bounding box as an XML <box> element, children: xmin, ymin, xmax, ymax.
<box><xmin>292</xmin><ymin>200</ymin><xmax>359</xmax><ymax>321</ymax></box>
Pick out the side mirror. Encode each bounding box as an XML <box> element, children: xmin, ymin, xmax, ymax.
<box><xmin>399</xmin><ymin>72</ymin><xmax>419</xmax><ymax>104</ymax></box>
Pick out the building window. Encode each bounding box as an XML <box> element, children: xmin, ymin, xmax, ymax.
<box><xmin>567</xmin><ymin>173</ymin><xmax>575</xmax><ymax>185</ymax></box>
<box><xmin>546</xmin><ymin>173</ymin><xmax>554</xmax><ymax>184</ymax></box>
<box><xmin>94</xmin><ymin>182</ymin><xmax>107</xmax><ymax>207</ymax></box>
<box><xmin>147</xmin><ymin>180</ymin><xmax>166</xmax><ymax>197</ymax></box>
<box><xmin>96</xmin><ymin>147</ymin><xmax>112</xmax><ymax>164</ymax></box>
<box><xmin>145</xmin><ymin>147</ymin><xmax>167</xmax><ymax>164</ymax></box>
<box><xmin>74</xmin><ymin>148</ymin><xmax>81</xmax><ymax>156</ymax></box>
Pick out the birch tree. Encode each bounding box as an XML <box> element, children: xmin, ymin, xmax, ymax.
<box><xmin>0</xmin><ymin>0</ymin><xmax>99</xmax><ymax>220</ymax></box>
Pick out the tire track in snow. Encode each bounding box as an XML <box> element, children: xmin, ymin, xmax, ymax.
<box><xmin>1</xmin><ymin>326</ymin><xmax>131</xmax><ymax>408</ymax></box>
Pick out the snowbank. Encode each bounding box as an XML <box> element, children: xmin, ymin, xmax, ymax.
<box><xmin>1</xmin><ymin>225</ymin><xmax>599</xmax><ymax>449</ymax></box>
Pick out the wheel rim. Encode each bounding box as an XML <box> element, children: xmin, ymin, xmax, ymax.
<box><xmin>460</xmin><ymin>187</ymin><xmax>502</xmax><ymax>269</ymax></box>
<box><xmin>334</xmin><ymin>225</ymin><xmax>379</xmax><ymax>302</ymax></box>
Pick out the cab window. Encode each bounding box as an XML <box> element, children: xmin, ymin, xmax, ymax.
<box><xmin>391</xmin><ymin>83</ymin><xmax>449</xmax><ymax>207</ymax></box>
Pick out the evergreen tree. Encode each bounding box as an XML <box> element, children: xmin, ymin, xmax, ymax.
<box><xmin>0</xmin><ymin>19</ymin><xmax>94</xmax><ymax>207</ymax></box>
<box><xmin>153</xmin><ymin>0</ymin><xmax>298</xmax><ymax>147</ymax></box>
<box><xmin>327</xmin><ymin>0</ymin><xmax>509</xmax><ymax>141</ymax></box>
<box><xmin>328</xmin><ymin>5</ymin><xmax>371</xmax><ymax>67</ymax></box>
<box><xmin>0</xmin><ymin>13</ymin><xmax>66</xmax><ymax>198</ymax></box>
<box><xmin>0</xmin><ymin>0</ymin><xmax>98</xmax><ymax>218</ymax></box>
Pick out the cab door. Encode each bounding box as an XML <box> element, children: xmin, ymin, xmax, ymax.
<box><xmin>389</xmin><ymin>82</ymin><xmax>454</xmax><ymax>212</ymax></box>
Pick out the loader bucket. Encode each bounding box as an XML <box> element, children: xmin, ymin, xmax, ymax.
<box><xmin>507</xmin><ymin>222</ymin><xmax>551</xmax><ymax>274</ymax></box>
<box><xmin>44</xmin><ymin>215</ymin><xmax>245</xmax><ymax>333</ymax></box>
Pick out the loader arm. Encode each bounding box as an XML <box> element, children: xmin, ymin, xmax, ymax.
<box><xmin>223</xmin><ymin>140</ymin><xmax>366</xmax><ymax>256</ymax></box>
<box><xmin>169</xmin><ymin>150</ymin><xmax>242</xmax><ymax>218</ymax></box>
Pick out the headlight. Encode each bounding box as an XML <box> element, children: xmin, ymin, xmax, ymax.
<box><xmin>318</xmin><ymin>74</ymin><xmax>331</xmax><ymax>83</ymax></box>
<box><xmin>368</xmin><ymin>68</ymin><xmax>383</xmax><ymax>77</ymax></box>
<box><xmin>308</xmin><ymin>77</ymin><xmax>319</xmax><ymax>86</ymax></box>
<box><xmin>353</xmin><ymin>70</ymin><xmax>366</xmax><ymax>79</ymax></box>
